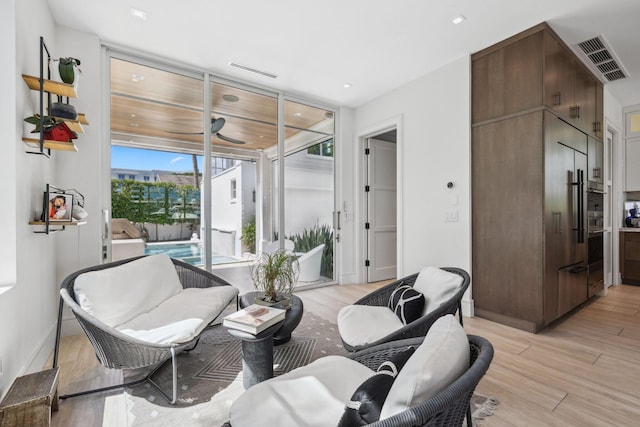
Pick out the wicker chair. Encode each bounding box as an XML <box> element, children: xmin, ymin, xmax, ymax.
<box><xmin>222</xmin><ymin>334</ymin><xmax>493</xmax><ymax>427</ymax></box>
<box><xmin>53</xmin><ymin>255</ymin><xmax>239</xmax><ymax>404</ymax></box>
<box><xmin>338</xmin><ymin>267</ymin><xmax>470</xmax><ymax>352</ymax></box>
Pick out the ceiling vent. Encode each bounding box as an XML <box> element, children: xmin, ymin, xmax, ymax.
<box><xmin>574</xmin><ymin>35</ymin><xmax>628</xmax><ymax>82</ymax></box>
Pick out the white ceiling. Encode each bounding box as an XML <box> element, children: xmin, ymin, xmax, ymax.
<box><xmin>47</xmin><ymin>0</ymin><xmax>640</xmax><ymax>109</ymax></box>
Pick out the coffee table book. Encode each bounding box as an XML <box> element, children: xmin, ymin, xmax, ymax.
<box><xmin>223</xmin><ymin>304</ymin><xmax>286</xmax><ymax>335</ymax></box>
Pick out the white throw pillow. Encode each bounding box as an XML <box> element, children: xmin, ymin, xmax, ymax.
<box><xmin>379</xmin><ymin>314</ymin><xmax>469</xmax><ymax>419</ymax></box>
<box><xmin>73</xmin><ymin>254</ymin><xmax>183</xmax><ymax>327</ymax></box>
<box><xmin>412</xmin><ymin>267</ymin><xmax>464</xmax><ymax>316</ymax></box>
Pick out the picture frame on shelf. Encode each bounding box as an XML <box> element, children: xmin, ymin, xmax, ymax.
<box><xmin>46</xmin><ymin>192</ymin><xmax>73</xmax><ymax>221</ymax></box>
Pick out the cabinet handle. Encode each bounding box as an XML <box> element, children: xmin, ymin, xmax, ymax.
<box><xmin>570</xmin><ymin>105</ymin><xmax>580</xmax><ymax>119</ymax></box>
<box><xmin>593</xmin><ymin>121</ymin><xmax>601</xmax><ymax>133</ymax></box>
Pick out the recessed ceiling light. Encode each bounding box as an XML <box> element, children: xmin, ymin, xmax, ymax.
<box><xmin>343</xmin><ymin>82</ymin><xmax>352</xmax><ymax>88</ymax></box>
<box><xmin>130</xmin><ymin>114</ymin><xmax>136</xmax><ymax>118</ymax></box>
<box><xmin>452</xmin><ymin>14</ymin><xmax>466</xmax><ymax>25</ymax></box>
<box><xmin>131</xmin><ymin>73</ymin><xmax>144</xmax><ymax>82</ymax></box>
<box><xmin>131</xmin><ymin>8</ymin><xmax>147</xmax><ymax>20</ymax></box>
<box><xmin>129</xmin><ymin>123</ymin><xmax>139</xmax><ymax>127</ymax></box>
<box><xmin>222</xmin><ymin>94</ymin><xmax>240</xmax><ymax>102</ymax></box>
<box><xmin>293</xmin><ymin>112</ymin><xmax>302</xmax><ymax>117</ymax></box>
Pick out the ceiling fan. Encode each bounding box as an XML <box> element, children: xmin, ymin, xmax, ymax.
<box><xmin>167</xmin><ymin>117</ymin><xmax>246</xmax><ymax>144</ymax></box>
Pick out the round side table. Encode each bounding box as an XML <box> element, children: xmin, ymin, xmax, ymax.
<box><xmin>226</xmin><ymin>322</ymin><xmax>283</xmax><ymax>389</ymax></box>
<box><xmin>239</xmin><ymin>292</ymin><xmax>304</xmax><ymax>345</ymax></box>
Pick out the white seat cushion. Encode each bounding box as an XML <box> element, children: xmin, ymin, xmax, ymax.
<box><xmin>230</xmin><ymin>355</ymin><xmax>373</xmax><ymax>427</ymax></box>
<box><xmin>412</xmin><ymin>267</ymin><xmax>464</xmax><ymax>316</ymax></box>
<box><xmin>116</xmin><ymin>285</ymin><xmax>238</xmax><ymax>345</ymax></box>
<box><xmin>74</xmin><ymin>254</ymin><xmax>183</xmax><ymax>327</ymax></box>
<box><xmin>337</xmin><ymin>305</ymin><xmax>405</xmax><ymax>348</ymax></box>
<box><xmin>379</xmin><ymin>314</ymin><xmax>469</xmax><ymax>419</ymax></box>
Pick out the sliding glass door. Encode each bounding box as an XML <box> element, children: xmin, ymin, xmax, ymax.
<box><xmin>107</xmin><ymin>52</ymin><xmax>337</xmax><ymax>289</ymax></box>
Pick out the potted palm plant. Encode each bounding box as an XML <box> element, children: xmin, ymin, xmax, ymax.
<box><xmin>250</xmin><ymin>249</ymin><xmax>299</xmax><ymax>308</ymax></box>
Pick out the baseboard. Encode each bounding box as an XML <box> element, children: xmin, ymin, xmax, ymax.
<box><xmin>462</xmin><ymin>297</ymin><xmax>474</xmax><ymax>318</ymax></box>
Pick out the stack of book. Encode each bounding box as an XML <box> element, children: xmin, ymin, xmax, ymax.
<box><xmin>223</xmin><ymin>304</ymin><xmax>286</xmax><ymax>335</ymax></box>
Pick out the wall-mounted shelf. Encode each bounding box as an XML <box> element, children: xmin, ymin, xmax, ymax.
<box><xmin>22</xmin><ymin>74</ymin><xmax>77</xmax><ymax>98</ymax></box>
<box><xmin>22</xmin><ymin>37</ymin><xmax>88</xmax><ymax>155</ymax></box>
<box><xmin>31</xmin><ymin>184</ymin><xmax>86</xmax><ymax>234</ymax></box>
<box><xmin>22</xmin><ymin>137</ymin><xmax>78</xmax><ymax>152</ymax></box>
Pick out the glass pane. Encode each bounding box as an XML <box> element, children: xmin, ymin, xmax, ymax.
<box><xmin>110</xmin><ymin>58</ymin><xmax>206</xmax><ymax>264</ymax></box>
<box><xmin>281</xmin><ymin>100</ymin><xmax>336</xmax><ymax>286</ymax></box>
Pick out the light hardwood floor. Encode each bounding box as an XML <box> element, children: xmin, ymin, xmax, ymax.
<box><xmin>48</xmin><ymin>283</ymin><xmax>640</xmax><ymax>426</ymax></box>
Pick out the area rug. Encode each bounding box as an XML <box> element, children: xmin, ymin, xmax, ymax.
<box><xmin>122</xmin><ymin>312</ymin><xmax>498</xmax><ymax>426</ymax></box>
<box><xmin>123</xmin><ymin>311</ymin><xmax>346</xmax><ymax>426</ymax></box>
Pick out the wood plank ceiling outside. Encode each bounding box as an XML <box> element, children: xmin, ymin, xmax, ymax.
<box><xmin>110</xmin><ymin>59</ymin><xmax>333</xmax><ymax>155</ymax></box>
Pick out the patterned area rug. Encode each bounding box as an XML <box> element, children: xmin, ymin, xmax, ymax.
<box><xmin>123</xmin><ymin>312</ymin><xmax>498</xmax><ymax>426</ymax></box>
<box><xmin>124</xmin><ymin>311</ymin><xmax>346</xmax><ymax>426</ymax></box>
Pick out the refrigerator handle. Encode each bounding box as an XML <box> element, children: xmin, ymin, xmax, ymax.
<box><xmin>572</xmin><ymin>169</ymin><xmax>585</xmax><ymax>244</ymax></box>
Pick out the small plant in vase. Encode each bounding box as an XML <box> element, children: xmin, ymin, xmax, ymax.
<box><xmin>250</xmin><ymin>249</ymin><xmax>299</xmax><ymax>308</ymax></box>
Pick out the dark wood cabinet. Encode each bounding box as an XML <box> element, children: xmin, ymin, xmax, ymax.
<box><xmin>472</xmin><ymin>23</ymin><xmax>601</xmax><ymax>332</ymax></box>
<box><xmin>473</xmin><ymin>23</ymin><xmax>602</xmax><ymax>138</ymax></box>
<box><xmin>588</xmin><ymin>136</ymin><xmax>604</xmax><ymax>188</ymax></box>
<box><xmin>620</xmin><ymin>232</ymin><xmax>640</xmax><ymax>285</ymax></box>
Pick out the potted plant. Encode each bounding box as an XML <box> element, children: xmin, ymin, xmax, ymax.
<box><xmin>250</xmin><ymin>249</ymin><xmax>299</xmax><ymax>308</ymax></box>
<box><xmin>57</xmin><ymin>57</ymin><xmax>82</xmax><ymax>84</ymax></box>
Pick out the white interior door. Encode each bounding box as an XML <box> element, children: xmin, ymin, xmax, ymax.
<box><xmin>366</xmin><ymin>137</ymin><xmax>397</xmax><ymax>282</ymax></box>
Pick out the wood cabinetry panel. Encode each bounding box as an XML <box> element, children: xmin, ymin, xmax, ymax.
<box><xmin>472</xmin><ymin>22</ymin><xmax>603</xmax><ymax>332</ymax></box>
<box><xmin>472</xmin><ymin>32</ymin><xmax>543</xmax><ymax>124</ymax></box>
<box><xmin>472</xmin><ymin>112</ymin><xmax>544</xmax><ymax>324</ymax></box>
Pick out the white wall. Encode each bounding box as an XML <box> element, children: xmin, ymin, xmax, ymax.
<box><xmin>336</xmin><ymin>106</ymin><xmax>356</xmax><ymax>283</ymax></box>
<box><xmin>348</xmin><ymin>56</ymin><xmax>472</xmax><ymax>312</ymax></box>
<box><xmin>353</xmin><ymin>57</ymin><xmax>471</xmax><ymax>273</ymax></box>
<box><xmin>0</xmin><ymin>0</ymin><xmax>17</xmax><ymax>289</ymax></box>
<box><xmin>0</xmin><ymin>0</ymin><xmax>58</xmax><ymax>399</ymax></box>
<box><xmin>605</xmin><ymin>89</ymin><xmax>624</xmax><ymax>287</ymax></box>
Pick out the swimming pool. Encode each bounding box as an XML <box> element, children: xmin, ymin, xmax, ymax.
<box><xmin>144</xmin><ymin>242</ymin><xmax>238</xmax><ymax>266</ymax></box>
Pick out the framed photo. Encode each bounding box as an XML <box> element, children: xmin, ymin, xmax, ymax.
<box><xmin>47</xmin><ymin>192</ymin><xmax>73</xmax><ymax>221</ymax></box>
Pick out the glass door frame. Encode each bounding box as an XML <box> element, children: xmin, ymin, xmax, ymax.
<box><xmin>103</xmin><ymin>45</ymin><xmax>339</xmax><ymax>283</ymax></box>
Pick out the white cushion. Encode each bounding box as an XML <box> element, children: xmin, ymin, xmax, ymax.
<box><xmin>412</xmin><ymin>267</ymin><xmax>464</xmax><ymax>316</ymax></box>
<box><xmin>379</xmin><ymin>314</ymin><xmax>469</xmax><ymax>419</ymax></box>
<box><xmin>116</xmin><ymin>285</ymin><xmax>238</xmax><ymax>345</ymax></box>
<box><xmin>230</xmin><ymin>355</ymin><xmax>373</xmax><ymax>427</ymax></box>
<box><xmin>337</xmin><ymin>305</ymin><xmax>405</xmax><ymax>348</ymax></box>
<box><xmin>73</xmin><ymin>255</ymin><xmax>183</xmax><ymax>327</ymax></box>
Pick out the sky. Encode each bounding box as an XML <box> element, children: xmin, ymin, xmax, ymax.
<box><xmin>111</xmin><ymin>146</ymin><xmax>203</xmax><ymax>172</ymax></box>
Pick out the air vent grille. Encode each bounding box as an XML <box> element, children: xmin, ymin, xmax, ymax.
<box><xmin>575</xmin><ymin>36</ymin><xmax>628</xmax><ymax>82</ymax></box>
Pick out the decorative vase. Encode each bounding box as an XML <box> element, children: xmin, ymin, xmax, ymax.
<box><xmin>58</xmin><ymin>57</ymin><xmax>81</xmax><ymax>84</ymax></box>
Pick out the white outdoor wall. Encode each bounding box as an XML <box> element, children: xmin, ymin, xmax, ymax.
<box><xmin>283</xmin><ymin>152</ymin><xmax>334</xmax><ymax>236</ymax></box>
<box><xmin>0</xmin><ymin>0</ymin><xmax>58</xmax><ymax>399</ymax></box>
<box><xmin>209</xmin><ymin>162</ymin><xmax>256</xmax><ymax>256</ymax></box>
<box><xmin>353</xmin><ymin>56</ymin><xmax>471</xmax><ymax>277</ymax></box>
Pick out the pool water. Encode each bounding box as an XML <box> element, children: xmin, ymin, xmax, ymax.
<box><xmin>144</xmin><ymin>242</ymin><xmax>237</xmax><ymax>266</ymax></box>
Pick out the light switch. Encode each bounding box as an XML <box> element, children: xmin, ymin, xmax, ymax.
<box><xmin>444</xmin><ymin>210</ymin><xmax>458</xmax><ymax>222</ymax></box>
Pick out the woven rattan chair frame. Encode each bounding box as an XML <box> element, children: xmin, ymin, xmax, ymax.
<box><xmin>221</xmin><ymin>334</ymin><xmax>493</xmax><ymax>427</ymax></box>
<box><xmin>340</xmin><ymin>267</ymin><xmax>470</xmax><ymax>352</ymax></box>
<box><xmin>53</xmin><ymin>255</ymin><xmax>238</xmax><ymax>404</ymax></box>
